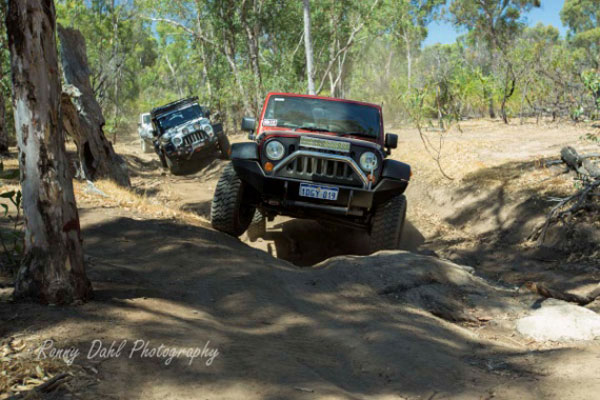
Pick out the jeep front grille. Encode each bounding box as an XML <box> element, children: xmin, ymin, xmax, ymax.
<box><xmin>182</xmin><ymin>131</ymin><xmax>204</xmax><ymax>145</ymax></box>
<box><xmin>286</xmin><ymin>156</ymin><xmax>354</xmax><ymax>181</ymax></box>
<box><xmin>273</xmin><ymin>150</ymin><xmax>368</xmax><ymax>188</ymax></box>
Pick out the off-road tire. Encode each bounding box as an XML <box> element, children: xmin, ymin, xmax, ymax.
<box><xmin>247</xmin><ymin>209</ymin><xmax>266</xmax><ymax>242</ymax></box>
<box><xmin>158</xmin><ymin>148</ymin><xmax>168</xmax><ymax>168</ymax></box>
<box><xmin>368</xmin><ymin>194</ymin><xmax>407</xmax><ymax>253</ymax></box>
<box><xmin>165</xmin><ymin>156</ymin><xmax>185</xmax><ymax>175</ymax></box>
<box><xmin>141</xmin><ymin>139</ymin><xmax>153</xmax><ymax>153</ymax></box>
<box><xmin>211</xmin><ymin>163</ymin><xmax>256</xmax><ymax>236</ymax></box>
<box><xmin>216</xmin><ymin>132</ymin><xmax>231</xmax><ymax>160</ymax></box>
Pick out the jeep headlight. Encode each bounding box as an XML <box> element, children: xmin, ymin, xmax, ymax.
<box><xmin>359</xmin><ymin>151</ymin><xmax>378</xmax><ymax>171</ymax></box>
<box><xmin>173</xmin><ymin>136</ymin><xmax>183</xmax><ymax>146</ymax></box>
<box><xmin>203</xmin><ymin>124</ymin><xmax>214</xmax><ymax>137</ymax></box>
<box><xmin>265</xmin><ymin>140</ymin><xmax>285</xmax><ymax>160</ymax></box>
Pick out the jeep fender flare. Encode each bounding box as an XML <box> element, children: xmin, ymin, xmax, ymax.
<box><xmin>381</xmin><ymin>159</ymin><xmax>411</xmax><ymax>182</ymax></box>
<box><xmin>231</xmin><ymin>142</ymin><xmax>259</xmax><ymax>160</ymax></box>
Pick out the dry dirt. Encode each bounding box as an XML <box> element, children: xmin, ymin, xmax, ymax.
<box><xmin>1</xmin><ymin>119</ymin><xmax>600</xmax><ymax>400</ymax></box>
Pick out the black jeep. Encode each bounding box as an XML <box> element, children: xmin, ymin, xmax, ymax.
<box><xmin>210</xmin><ymin>92</ymin><xmax>411</xmax><ymax>253</ymax></box>
<box><xmin>150</xmin><ymin>97</ymin><xmax>230</xmax><ymax>175</ymax></box>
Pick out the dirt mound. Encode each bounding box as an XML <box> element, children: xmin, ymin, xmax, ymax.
<box><xmin>316</xmin><ymin>251</ymin><xmax>527</xmax><ymax>323</ymax></box>
<box><xmin>0</xmin><ymin>211</ymin><xmax>546</xmax><ymax>399</ymax></box>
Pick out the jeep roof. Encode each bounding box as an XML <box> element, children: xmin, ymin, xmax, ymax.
<box><xmin>151</xmin><ymin>96</ymin><xmax>202</xmax><ymax>119</ymax></box>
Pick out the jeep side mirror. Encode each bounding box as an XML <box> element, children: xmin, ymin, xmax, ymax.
<box><xmin>241</xmin><ymin>116</ymin><xmax>256</xmax><ymax>132</ymax></box>
<box><xmin>241</xmin><ymin>116</ymin><xmax>256</xmax><ymax>140</ymax></box>
<box><xmin>385</xmin><ymin>133</ymin><xmax>398</xmax><ymax>149</ymax></box>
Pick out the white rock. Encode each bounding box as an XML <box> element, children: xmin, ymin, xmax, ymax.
<box><xmin>517</xmin><ymin>299</ymin><xmax>600</xmax><ymax>342</ymax></box>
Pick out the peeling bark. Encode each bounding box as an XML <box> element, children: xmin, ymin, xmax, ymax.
<box><xmin>7</xmin><ymin>0</ymin><xmax>92</xmax><ymax>304</ymax></box>
<box><xmin>57</xmin><ymin>25</ymin><xmax>130</xmax><ymax>187</ymax></box>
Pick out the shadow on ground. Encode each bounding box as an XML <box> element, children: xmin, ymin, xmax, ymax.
<box><xmin>0</xmin><ymin>213</ymin><xmax>551</xmax><ymax>399</ymax></box>
<box><xmin>252</xmin><ymin>218</ymin><xmax>425</xmax><ymax>266</ymax></box>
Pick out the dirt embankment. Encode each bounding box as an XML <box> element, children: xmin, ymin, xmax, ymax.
<box><xmin>1</xmin><ymin>120</ymin><xmax>600</xmax><ymax>400</ymax></box>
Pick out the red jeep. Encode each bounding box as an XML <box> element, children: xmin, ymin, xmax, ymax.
<box><xmin>210</xmin><ymin>92</ymin><xmax>411</xmax><ymax>253</ymax></box>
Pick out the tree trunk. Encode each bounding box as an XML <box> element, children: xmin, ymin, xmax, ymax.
<box><xmin>7</xmin><ymin>0</ymin><xmax>92</xmax><ymax>304</ymax></box>
<box><xmin>483</xmin><ymin>87</ymin><xmax>495</xmax><ymax>119</ymax></box>
<box><xmin>57</xmin><ymin>25</ymin><xmax>130</xmax><ymax>187</ymax></box>
<box><xmin>240</xmin><ymin>0</ymin><xmax>263</xmax><ymax>112</ymax></box>
<box><xmin>194</xmin><ymin>3</ymin><xmax>212</xmax><ymax>99</ymax></box>
<box><xmin>403</xmin><ymin>33</ymin><xmax>412</xmax><ymax>91</ymax></box>
<box><xmin>303</xmin><ymin>0</ymin><xmax>315</xmax><ymax>95</ymax></box>
<box><xmin>0</xmin><ymin>89</ymin><xmax>8</xmax><ymax>154</ymax></box>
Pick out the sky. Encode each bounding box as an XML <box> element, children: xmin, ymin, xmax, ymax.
<box><xmin>423</xmin><ymin>0</ymin><xmax>568</xmax><ymax>47</ymax></box>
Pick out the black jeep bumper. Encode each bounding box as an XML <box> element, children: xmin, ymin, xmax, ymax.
<box><xmin>231</xmin><ymin>155</ymin><xmax>409</xmax><ymax>228</ymax></box>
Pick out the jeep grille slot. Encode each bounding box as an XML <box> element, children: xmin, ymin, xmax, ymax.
<box><xmin>183</xmin><ymin>131</ymin><xmax>204</xmax><ymax>145</ymax></box>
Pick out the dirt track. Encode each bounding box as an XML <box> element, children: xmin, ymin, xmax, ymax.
<box><xmin>1</xmin><ymin>120</ymin><xmax>600</xmax><ymax>399</ymax></box>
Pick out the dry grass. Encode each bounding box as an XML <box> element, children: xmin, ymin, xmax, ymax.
<box><xmin>73</xmin><ymin>179</ymin><xmax>210</xmax><ymax>226</ymax></box>
<box><xmin>0</xmin><ymin>337</ymin><xmax>97</xmax><ymax>400</ymax></box>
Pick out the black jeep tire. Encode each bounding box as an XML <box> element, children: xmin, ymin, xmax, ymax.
<box><xmin>216</xmin><ymin>132</ymin><xmax>231</xmax><ymax>160</ymax></box>
<box><xmin>211</xmin><ymin>163</ymin><xmax>256</xmax><ymax>236</ymax></box>
<box><xmin>368</xmin><ymin>194</ymin><xmax>407</xmax><ymax>253</ymax></box>
<box><xmin>165</xmin><ymin>155</ymin><xmax>185</xmax><ymax>175</ymax></box>
<box><xmin>158</xmin><ymin>148</ymin><xmax>168</xmax><ymax>168</ymax></box>
<box><xmin>246</xmin><ymin>209</ymin><xmax>266</xmax><ymax>242</ymax></box>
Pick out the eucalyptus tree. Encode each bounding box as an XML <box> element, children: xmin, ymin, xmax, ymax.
<box><xmin>7</xmin><ymin>0</ymin><xmax>91</xmax><ymax>304</ymax></box>
<box><xmin>449</xmin><ymin>0</ymin><xmax>541</xmax><ymax>123</ymax></box>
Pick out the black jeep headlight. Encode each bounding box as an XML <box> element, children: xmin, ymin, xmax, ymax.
<box><xmin>359</xmin><ymin>151</ymin><xmax>378</xmax><ymax>171</ymax></box>
<box><xmin>173</xmin><ymin>136</ymin><xmax>183</xmax><ymax>146</ymax></box>
<box><xmin>265</xmin><ymin>140</ymin><xmax>285</xmax><ymax>160</ymax></box>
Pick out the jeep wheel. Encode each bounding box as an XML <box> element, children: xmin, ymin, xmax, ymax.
<box><xmin>211</xmin><ymin>163</ymin><xmax>256</xmax><ymax>236</ymax></box>
<box><xmin>247</xmin><ymin>209</ymin><xmax>266</xmax><ymax>242</ymax></box>
<box><xmin>216</xmin><ymin>132</ymin><xmax>231</xmax><ymax>160</ymax></box>
<box><xmin>158</xmin><ymin>149</ymin><xmax>168</xmax><ymax>168</ymax></box>
<box><xmin>165</xmin><ymin>156</ymin><xmax>185</xmax><ymax>175</ymax></box>
<box><xmin>368</xmin><ymin>194</ymin><xmax>407</xmax><ymax>253</ymax></box>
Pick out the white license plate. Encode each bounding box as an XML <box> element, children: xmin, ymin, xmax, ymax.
<box><xmin>299</xmin><ymin>183</ymin><xmax>339</xmax><ymax>201</ymax></box>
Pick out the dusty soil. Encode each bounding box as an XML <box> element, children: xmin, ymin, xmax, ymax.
<box><xmin>1</xmin><ymin>119</ymin><xmax>599</xmax><ymax>399</ymax></box>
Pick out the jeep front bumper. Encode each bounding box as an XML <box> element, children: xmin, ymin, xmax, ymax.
<box><xmin>232</xmin><ymin>158</ymin><xmax>408</xmax><ymax>220</ymax></box>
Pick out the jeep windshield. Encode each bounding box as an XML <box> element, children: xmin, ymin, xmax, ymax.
<box><xmin>156</xmin><ymin>104</ymin><xmax>204</xmax><ymax>132</ymax></box>
<box><xmin>263</xmin><ymin>95</ymin><xmax>381</xmax><ymax>138</ymax></box>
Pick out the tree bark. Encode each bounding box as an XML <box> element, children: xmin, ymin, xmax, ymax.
<box><xmin>303</xmin><ymin>0</ymin><xmax>315</xmax><ymax>95</ymax></box>
<box><xmin>7</xmin><ymin>0</ymin><xmax>92</xmax><ymax>304</ymax></box>
<box><xmin>0</xmin><ymin>89</ymin><xmax>8</xmax><ymax>154</ymax></box>
<box><xmin>57</xmin><ymin>25</ymin><xmax>130</xmax><ymax>187</ymax></box>
<box><xmin>240</xmin><ymin>0</ymin><xmax>263</xmax><ymax>111</ymax></box>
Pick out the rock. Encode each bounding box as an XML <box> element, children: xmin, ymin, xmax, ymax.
<box><xmin>517</xmin><ymin>299</ymin><xmax>600</xmax><ymax>342</ymax></box>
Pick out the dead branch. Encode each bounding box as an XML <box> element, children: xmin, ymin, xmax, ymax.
<box><xmin>531</xmin><ymin>146</ymin><xmax>600</xmax><ymax>245</ymax></box>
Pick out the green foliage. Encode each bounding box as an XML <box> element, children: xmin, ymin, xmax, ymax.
<box><xmin>0</xmin><ymin>0</ymin><xmax>595</xmax><ymax>144</ymax></box>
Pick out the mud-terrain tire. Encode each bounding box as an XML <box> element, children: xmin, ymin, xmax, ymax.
<box><xmin>368</xmin><ymin>194</ymin><xmax>407</xmax><ymax>253</ymax></box>
<box><xmin>158</xmin><ymin>148</ymin><xmax>168</xmax><ymax>169</ymax></box>
<box><xmin>211</xmin><ymin>163</ymin><xmax>256</xmax><ymax>236</ymax></box>
<box><xmin>247</xmin><ymin>209</ymin><xmax>266</xmax><ymax>242</ymax></box>
<box><xmin>165</xmin><ymin>156</ymin><xmax>185</xmax><ymax>175</ymax></box>
<box><xmin>216</xmin><ymin>132</ymin><xmax>231</xmax><ymax>160</ymax></box>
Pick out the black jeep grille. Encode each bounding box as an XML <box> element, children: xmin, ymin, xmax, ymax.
<box><xmin>183</xmin><ymin>131</ymin><xmax>204</xmax><ymax>145</ymax></box>
<box><xmin>278</xmin><ymin>154</ymin><xmax>362</xmax><ymax>186</ymax></box>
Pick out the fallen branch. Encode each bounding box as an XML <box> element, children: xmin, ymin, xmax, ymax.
<box><xmin>6</xmin><ymin>373</ymin><xmax>71</xmax><ymax>400</ymax></box>
<box><xmin>531</xmin><ymin>146</ymin><xmax>600</xmax><ymax>245</ymax></box>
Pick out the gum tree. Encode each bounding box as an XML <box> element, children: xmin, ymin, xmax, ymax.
<box><xmin>7</xmin><ymin>0</ymin><xmax>92</xmax><ymax>303</ymax></box>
